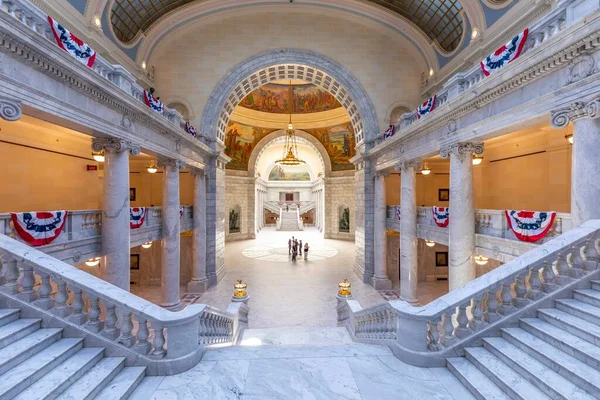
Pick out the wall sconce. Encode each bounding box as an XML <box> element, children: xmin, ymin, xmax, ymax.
<box><xmin>141</xmin><ymin>61</ymin><xmax>147</xmax><ymax>70</ymax></box>
<box><xmin>565</xmin><ymin>133</ymin><xmax>573</xmax><ymax>145</ymax></box>
<box><xmin>84</xmin><ymin>257</ymin><xmax>101</xmax><ymax>267</ymax></box>
<box><xmin>92</xmin><ymin>151</ymin><xmax>105</xmax><ymax>163</ymax></box>
<box><xmin>93</xmin><ymin>15</ymin><xmax>102</xmax><ymax>28</ymax></box>
<box><xmin>425</xmin><ymin>240</ymin><xmax>436</xmax><ymax>247</ymax></box>
<box><xmin>472</xmin><ymin>154</ymin><xmax>483</xmax><ymax>165</ymax></box>
<box><xmin>421</xmin><ymin>164</ymin><xmax>431</xmax><ymax>175</ymax></box>
<box><xmin>141</xmin><ymin>241</ymin><xmax>152</xmax><ymax>249</ymax></box>
<box><xmin>471</xmin><ymin>28</ymin><xmax>479</xmax><ymax>40</ymax></box>
<box><xmin>338</xmin><ymin>278</ymin><xmax>352</xmax><ymax>297</ymax></box>
<box><xmin>146</xmin><ymin>161</ymin><xmax>158</xmax><ymax>174</ymax></box>
<box><xmin>429</xmin><ymin>68</ymin><xmax>434</xmax><ymax>77</ymax></box>
<box><xmin>474</xmin><ymin>255</ymin><xmax>489</xmax><ymax>265</ymax></box>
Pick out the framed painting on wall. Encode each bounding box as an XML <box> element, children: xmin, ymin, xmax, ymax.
<box><xmin>130</xmin><ymin>188</ymin><xmax>136</xmax><ymax>201</ymax></box>
<box><xmin>438</xmin><ymin>188</ymin><xmax>449</xmax><ymax>201</ymax></box>
<box><xmin>130</xmin><ymin>254</ymin><xmax>140</xmax><ymax>270</ymax></box>
<box><xmin>435</xmin><ymin>252</ymin><xmax>449</xmax><ymax>267</ymax></box>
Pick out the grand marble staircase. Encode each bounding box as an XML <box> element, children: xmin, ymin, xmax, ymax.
<box><xmin>0</xmin><ymin>308</ymin><xmax>145</xmax><ymax>399</ymax></box>
<box><xmin>447</xmin><ymin>279</ymin><xmax>600</xmax><ymax>400</ymax></box>
<box><xmin>278</xmin><ymin>210</ymin><xmax>302</xmax><ymax>231</ymax></box>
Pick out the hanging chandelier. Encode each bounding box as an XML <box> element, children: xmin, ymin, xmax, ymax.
<box><xmin>275</xmin><ymin>80</ymin><xmax>305</xmax><ymax>166</ymax></box>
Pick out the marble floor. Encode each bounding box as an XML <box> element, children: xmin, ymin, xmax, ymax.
<box><xmin>130</xmin><ymin>327</ymin><xmax>476</xmax><ymax>400</ymax></box>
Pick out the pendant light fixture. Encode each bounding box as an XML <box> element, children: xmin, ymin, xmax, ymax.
<box><xmin>275</xmin><ymin>81</ymin><xmax>305</xmax><ymax>166</ymax></box>
<box><xmin>146</xmin><ymin>161</ymin><xmax>158</xmax><ymax>174</ymax></box>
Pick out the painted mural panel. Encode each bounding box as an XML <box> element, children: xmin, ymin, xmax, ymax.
<box><xmin>305</xmin><ymin>123</ymin><xmax>356</xmax><ymax>171</ymax></box>
<box><xmin>268</xmin><ymin>164</ymin><xmax>311</xmax><ymax>181</ymax></box>
<box><xmin>224</xmin><ymin>122</ymin><xmax>276</xmax><ymax>170</ymax></box>
<box><xmin>240</xmin><ymin>84</ymin><xmax>342</xmax><ymax>114</ymax></box>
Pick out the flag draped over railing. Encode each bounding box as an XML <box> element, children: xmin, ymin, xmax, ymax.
<box><xmin>432</xmin><ymin>206</ymin><xmax>449</xmax><ymax>227</ymax></box>
<box><xmin>481</xmin><ymin>29</ymin><xmax>529</xmax><ymax>77</ymax></box>
<box><xmin>130</xmin><ymin>207</ymin><xmax>147</xmax><ymax>229</ymax></box>
<box><xmin>417</xmin><ymin>95</ymin><xmax>437</xmax><ymax>119</ymax></box>
<box><xmin>383</xmin><ymin>125</ymin><xmax>395</xmax><ymax>139</ymax></box>
<box><xmin>48</xmin><ymin>16</ymin><xmax>96</xmax><ymax>68</ymax></box>
<box><xmin>505</xmin><ymin>210</ymin><xmax>556</xmax><ymax>242</ymax></box>
<box><xmin>143</xmin><ymin>90</ymin><xmax>164</xmax><ymax>114</ymax></box>
<box><xmin>185</xmin><ymin>122</ymin><xmax>197</xmax><ymax>137</ymax></box>
<box><xmin>10</xmin><ymin>211</ymin><xmax>68</xmax><ymax>246</ymax></box>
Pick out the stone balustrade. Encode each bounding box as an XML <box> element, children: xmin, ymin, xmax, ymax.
<box><xmin>339</xmin><ymin>219</ymin><xmax>600</xmax><ymax>367</ymax></box>
<box><xmin>0</xmin><ymin>232</ymin><xmax>248</xmax><ymax>374</ymax></box>
<box><xmin>0</xmin><ymin>206</ymin><xmax>193</xmax><ymax>264</ymax></box>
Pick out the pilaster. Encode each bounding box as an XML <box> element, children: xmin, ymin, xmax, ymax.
<box><xmin>372</xmin><ymin>170</ymin><xmax>392</xmax><ymax>290</ymax></box>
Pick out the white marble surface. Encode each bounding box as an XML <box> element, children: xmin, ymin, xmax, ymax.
<box><xmin>373</xmin><ymin>174</ymin><xmax>392</xmax><ymax>289</ymax></box>
<box><xmin>161</xmin><ymin>161</ymin><xmax>182</xmax><ymax>309</ymax></box>
<box><xmin>189</xmin><ymin>170</ymin><xmax>209</xmax><ymax>293</ymax></box>
<box><xmin>400</xmin><ymin>165</ymin><xmax>419</xmax><ymax>304</ymax></box>
<box><xmin>571</xmin><ymin>117</ymin><xmax>600</xmax><ymax>227</ymax></box>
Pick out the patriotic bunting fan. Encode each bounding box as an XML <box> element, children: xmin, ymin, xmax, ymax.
<box><xmin>417</xmin><ymin>95</ymin><xmax>437</xmax><ymax>120</ymax></box>
<box><xmin>185</xmin><ymin>122</ymin><xmax>197</xmax><ymax>137</ymax></box>
<box><xmin>481</xmin><ymin>29</ymin><xmax>529</xmax><ymax>77</ymax></box>
<box><xmin>130</xmin><ymin>207</ymin><xmax>147</xmax><ymax>229</ymax></box>
<box><xmin>505</xmin><ymin>210</ymin><xmax>556</xmax><ymax>242</ymax></box>
<box><xmin>48</xmin><ymin>16</ymin><xmax>96</xmax><ymax>68</ymax></box>
<box><xmin>10</xmin><ymin>211</ymin><xmax>68</xmax><ymax>246</ymax></box>
<box><xmin>384</xmin><ymin>125</ymin><xmax>395</xmax><ymax>140</ymax></box>
<box><xmin>180</xmin><ymin>205</ymin><xmax>185</xmax><ymax>219</ymax></box>
<box><xmin>432</xmin><ymin>206</ymin><xmax>449</xmax><ymax>228</ymax></box>
<box><xmin>395</xmin><ymin>206</ymin><xmax>401</xmax><ymax>221</ymax></box>
<box><xmin>143</xmin><ymin>90</ymin><xmax>164</xmax><ymax>114</ymax></box>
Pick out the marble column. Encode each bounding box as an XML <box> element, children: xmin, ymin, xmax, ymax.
<box><xmin>551</xmin><ymin>99</ymin><xmax>600</xmax><ymax>226</ymax></box>
<box><xmin>188</xmin><ymin>169</ymin><xmax>208</xmax><ymax>294</ymax></box>
<box><xmin>397</xmin><ymin>160</ymin><xmax>422</xmax><ymax>305</ymax></box>
<box><xmin>92</xmin><ymin>138</ymin><xmax>139</xmax><ymax>291</ymax></box>
<box><xmin>441</xmin><ymin>143</ymin><xmax>483</xmax><ymax>291</ymax></box>
<box><xmin>373</xmin><ymin>172</ymin><xmax>392</xmax><ymax>289</ymax></box>
<box><xmin>159</xmin><ymin>158</ymin><xmax>185</xmax><ymax>310</ymax></box>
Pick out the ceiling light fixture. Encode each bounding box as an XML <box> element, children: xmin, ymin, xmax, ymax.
<box><xmin>421</xmin><ymin>163</ymin><xmax>431</xmax><ymax>175</ymax></box>
<box><xmin>429</xmin><ymin>68</ymin><xmax>434</xmax><ymax>77</ymax></box>
<box><xmin>471</xmin><ymin>28</ymin><xmax>479</xmax><ymax>40</ymax></box>
<box><xmin>146</xmin><ymin>161</ymin><xmax>158</xmax><ymax>174</ymax></box>
<box><xmin>474</xmin><ymin>255</ymin><xmax>489</xmax><ymax>265</ymax></box>
<box><xmin>142</xmin><ymin>241</ymin><xmax>153</xmax><ymax>249</ymax></box>
<box><xmin>141</xmin><ymin>61</ymin><xmax>147</xmax><ymax>70</ymax></box>
<box><xmin>92</xmin><ymin>151</ymin><xmax>105</xmax><ymax>163</ymax></box>
<box><xmin>472</xmin><ymin>154</ymin><xmax>483</xmax><ymax>165</ymax></box>
<box><xmin>93</xmin><ymin>15</ymin><xmax>101</xmax><ymax>28</ymax></box>
<box><xmin>84</xmin><ymin>257</ymin><xmax>101</xmax><ymax>267</ymax></box>
<box><xmin>565</xmin><ymin>133</ymin><xmax>573</xmax><ymax>145</ymax></box>
<box><xmin>275</xmin><ymin>80</ymin><xmax>305</xmax><ymax>166</ymax></box>
<box><xmin>425</xmin><ymin>240</ymin><xmax>436</xmax><ymax>247</ymax></box>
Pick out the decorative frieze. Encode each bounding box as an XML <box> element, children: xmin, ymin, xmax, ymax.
<box><xmin>550</xmin><ymin>98</ymin><xmax>600</xmax><ymax>128</ymax></box>
<box><xmin>91</xmin><ymin>138</ymin><xmax>140</xmax><ymax>155</ymax></box>
<box><xmin>440</xmin><ymin>143</ymin><xmax>484</xmax><ymax>159</ymax></box>
<box><xmin>0</xmin><ymin>96</ymin><xmax>21</xmax><ymax>121</ymax></box>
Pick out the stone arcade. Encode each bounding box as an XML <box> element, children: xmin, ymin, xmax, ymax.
<box><xmin>0</xmin><ymin>0</ymin><xmax>600</xmax><ymax>399</ymax></box>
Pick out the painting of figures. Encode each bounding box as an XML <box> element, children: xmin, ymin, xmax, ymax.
<box><xmin>268</xmin><ymin>164</ymin><xmax>311</xmax><ymax>181</ymax></box>
<box><xmin>305</xmin><ymin>123</ymin><xmax>356</xmax><ymax>171</ymax></box>
<box><xmin>224</xmin><ymin>121</ymin><xmax>276</xmax><ymax>170</ymax></box>
<box><xmin>240</xmin><ymin>84</ymin><xmax>342</xmax><ymax>114</ymax></box>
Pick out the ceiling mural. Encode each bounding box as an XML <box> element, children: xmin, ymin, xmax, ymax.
<box><xmin>240</xmin><ymin>83</ymin><xmax>342</xmax><ymax>114</ymax></box>
<box><xmin>224</xmin><ymin>121</ymin><xmax>277</xmax><ymax>171</ymax></box>
<box><xmin>304</xmin><ymin>123</ymin><xmax>356</xmax><ymax>171</ymax></box>
<box><xmin>268</xmin><ymin>165</ymin><xmax>311</xmax><ymax>182</ymax></box>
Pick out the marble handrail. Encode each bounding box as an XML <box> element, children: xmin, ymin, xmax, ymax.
<box><xmin>339</xmin><ymin>219</ymin><xmax>600</xmax><ymax>366</ymax></box>
<box><xmin>0</xmin><ymin>0</ymin><xmax>209</xmax><ymax>144</ymax></box>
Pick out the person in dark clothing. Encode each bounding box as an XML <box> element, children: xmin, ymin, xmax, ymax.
<box><xmin>298</xmin><ymin>240</ymin><xmax>303</xmax><ymax>256</ymax></box>
<box><xmin>288</xmin><ymin>238</ymin><xmax>292</xmax><ymax>255</ymax></box>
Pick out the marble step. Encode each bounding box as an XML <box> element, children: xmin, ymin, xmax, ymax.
<box><xmin>446</xmin><ymin>357</ymin><xmax>511</xmax><ymax>400</ymax></box>
<box><xmin>555</xmin><ymin>298</ymin><xmax>600</xmax><ymax>325</ymax></box>
<box><xmin>0</xmin><ymin>328</ymin><xmax>63</xmax><ymax>375</ymax></box>
<box><xmin>501</xmin><ymin>327</ymin><xmax>600</xmax><ymax>397</ymax></box>
<box><xmin>0</xmin><ymin>318</ymin><xmax>41</xmax><ymax>349</ymax></box>
<box><xmin>537</xmin><ymin>308</ymin><xmax>600</xmax><ymax>345</ymax></box>
<box><xmin>13</xmin><ymin>347</ymin><xmax>105</xmax><ymax>400</ymax></box>
<box><xmin>0</xmin><ymin>338</ymin><xmax>83</xmax><ymax>399</ymax></box>
<box><xmin>203</xmin><ymin>343</ymin><xmax>392</xmax><ymax>360</ymax></box>
<box><xmin>0</xmin><ymin>309</ymin><xmax>20</xmax><ymax>328</ymax></box>
<box><xmin>573</xmin><ymin>289</ymin><xmax>600</xmax><ymax>307</ymax></box>
<box><xmin>519</xmin><ymin>318</ymin><xmax>600</xmax><ymax>370</ymax></box>
<box><xmin>240</xmin><ymin>327</ymin><xmax>355</xmax><ymax>346</ymax></box>
<box><xmin>464</xmin><ymin>347</ymin><xmax>550</xmax><ymax>400</ymax></box>
<box><xmin>590</xmin><ymin>280</ymin><xmax>600</xmax><ymax>291</ymax></box>
<box><xmin>56</xmin><ymin>357</ymin><xmax>126</xmax><ymax>400</ymax></box>
<box><xmin>91</xmin><ymin>366</ymin><xmax>146</xmax><ymax>400</ymax></box>
<box><xmin>483</xmin><ymin>336</ymin><xmax>596</xmax><ymax>400</ymax></box>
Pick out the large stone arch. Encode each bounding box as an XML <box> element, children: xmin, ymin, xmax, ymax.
<box><xmin>199</xmin><ymin>49</ymin><xmax>379</xmax><ymax>146</ymax></box>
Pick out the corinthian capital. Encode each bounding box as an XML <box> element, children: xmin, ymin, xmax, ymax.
<box><xmin>91</xmin><ymin>138</ymin><xmax>140</xmax><ymax>155</ymax></box>
<box><xmin>440</xmin><ymin>142</ymin><xmax>484</xmax><ymax>159</ymax></box>
<box><xmin>394</xmin><ymin>159</ymin><xmax>423</xmax><ymax>172</ymax></box>
<box><xmin>551</xmin><ymin>98</ymin><xmax>600</xmax><ymax>128</ymax></box>
<box><xmin>0</xmin><ymin>96</ymin><xmax>22</xmax><ymax>121</ymax></box>
<box><xmin>158</xmin><ymin>157</ymin><xmax>186</xmax><ymax>170</ymax></box>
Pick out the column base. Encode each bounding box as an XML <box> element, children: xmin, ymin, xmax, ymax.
<box><xmin>187</xmin><ymin>279</ymin><xmax>209</xmax><ymax>294</ymax></box>
<box><xmin>400</xmin><ymin>296</ymin><xmax>420</xmax><ymax>307</ymax></box>
<box><xmin>161</xmin><ymin>300</ymin><xmax>185</xmax><ymax>311</ymax></box>
<box><xmin>372</xmin><ymin>277</ymin><xmax>392</xmax><ymax>290</ymax></box>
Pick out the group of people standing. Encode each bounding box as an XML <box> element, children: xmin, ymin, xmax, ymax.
<box><xmin>288</xmin><ymin>236</ymin><xmax>309</xmax><ymax>261</ymax></box>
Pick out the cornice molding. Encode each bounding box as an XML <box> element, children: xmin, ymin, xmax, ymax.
<box><xmin>551</xmin><ymin>98</ymin><xmax>600</xmax><ymax>128</ymax></box>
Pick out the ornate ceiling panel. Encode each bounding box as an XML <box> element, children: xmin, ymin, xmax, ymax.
<box><xmin>365</xmin><ymin>0</ymin><xmax>464</xmax><ymax>52</ymax></box>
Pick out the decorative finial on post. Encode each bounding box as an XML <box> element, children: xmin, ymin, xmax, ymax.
<box><xmin>337</xmin><ymin>279</ymin><xmax>352</xmax><ymax>301</ymax></box>
<box><xmin>232</xmin><ymin>280</ymin><xmax>249</xmax><ymax>303</ymax></box>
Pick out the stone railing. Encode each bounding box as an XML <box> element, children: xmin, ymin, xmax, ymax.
<box><xmin>338</xmin><ymin>219</ymin><xmax>600</xmax><ymax>367</ymax></box>
<box><xmin>0</xmin><ymin>206</ymin><xmax>194</xmax><ymax>264</ymax></box>
<box><xmin>0</xmin><ymin>233</ymin><xmax>248</xmax><ymax>375</ymax></box>
<box><xmin>0</xmin><ymin>0</ymin><xmax>209</xmax><ymax>144</ymax></box>
<box><xmin>384</xmin><ymin>1</ymin><xmax>570</xmax><ymax>138</ymax></box>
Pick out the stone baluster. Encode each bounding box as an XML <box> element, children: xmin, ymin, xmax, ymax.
<box><xmin>34</xmin><ymin>270</ymin><xmax>53</xmax><ymax>310</ymax></box>
<box><xmin>582</xmin><ymin>237</ymin><xmax>599</xmax><ymax>268</ymax></box>
<box><xmin>468</xmin><ymin>295</ymin><xmax>487</xmax><ymax>332</ymax></box>
<box><xmin>69</xmin><ymin>286</ymin><xmax>87</xmax><ymax>325</ymax></box>
<box><xmin>453</xmin><ymin>302</ymin><xmax>472</xmax><ymax>339</ymax></box>
<box><xmin>568</xmin><ymin>247</ymin><xmax>586</xmax><ymax>278</ymax></box>
<box><xmin>18</xmin><ymin>262</ymin><xmax>38</xmax><ymax>302</ymax></box>
<box><xmin>101</xmin><ymin>302</ymin><xmax>119</xmax><ymax>340</ymax></box>
<box><xmin>541</xmin><ymin>260</ymin><xmax>558</xmax><ymax>293</ymax></box>
<box><xmin>498</xmin><ymin>279</ymin><xmax>515</xmax><ymax>315</ymax></box>
<box><xmin>512</xmin><ymin>272</ymin><xmax>529</xmax><ymax>307</ymax></box>
<box><xmin>151</xmin><ymin>322</ymin><xmax>166</xmax><ymax>358</ymax></box>
<box><xmin>85</xmin><ymin>295</ymin><xmax>104</xmax><ymax>333</ymax></box>
<box><xmin>427</xmin><ymin>316</ymin><xmax>443</xmax><ymax>351</ymax></box>
<box><xmin>52</xmin><ymin>276</ymin><xmax>71</xmax><ymax>317</ymax></box>
<box><xmin>484</xmin><ymin>285</ymin><xmax>500</xmax><ymax>323</ymax></box>
<box><xmin>526</xmin><ymin>265</ymin><xmax>543</xmax><ymax>300</ymax></box>
<box><xmin>119</xmin><ymin>311</ymin><xmax>136</xmax><ymax>347</ymax></box>
<box><xmin>554</xmin><ymin>254</ymin><xmax>571</xmax><ymax>284</ymax></box>
<box><xmin>0</xmin><ymin>254</ymin><xmax>19</xmax><ymax>294</ymax></box>
<box><xmin>440</xmin><ymin>311</ymin><xmax>457</xmax><ymax>347</ymax></box>
<box><xmin>134</xmin><ymin>317</ymin><xmax>151</xmax><ymax>354</ymax></box>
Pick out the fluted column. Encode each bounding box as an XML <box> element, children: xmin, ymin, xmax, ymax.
<box><xmin>159</xmin><ymin>158</ymin><xmax>185</xmax><ymax>310</ymax></box>
<box><xmin>551</xmin><ymin>99</ymin><xmax>600</xmax><ymax>226</ymax></box>
<box><xmin>373</xmin><ymin>172</ymin><xmax>392</xmax><ymax>289</ymax></box>
<box><xmin>441</xmin><ymin>143</ymin><xmax>483</xmax><ymax>291</ymax></box>
<box><xmin>188</xmin><ymin>168</ymin><xmax>208</xmax><ymax>294</ymax></box>
<box><xmin>92</xmin><ymin>138</ymin><xmax>139</xmax><ymax>291</ymax></box>
<box><xmin>397</xmin><ymin>160</ymin><xmax>422</xmax><ymax>305</ymax></box>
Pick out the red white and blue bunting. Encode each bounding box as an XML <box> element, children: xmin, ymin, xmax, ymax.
<box><xmin>417</xmin><ymin>95</ymin><xmax>437</xmax><ymax>120</ymax></box>
<box><xmin>480</xmin><ymin>29</ymin><xmax>529</xmax><ymax>77</ymax></box>
<box><xmin>130</xmin><ymin>207</ymin><xmax>147</xmax><ymax>229</ymax></box>
<box><xmin>383</xmin><ymin>125</ymin><xmax>395</xmax><ymax>140</ymax></box>
<box><xmin>432</xmin><ymin>206</ymin><xmax>449</xmax><ymax>228</ymax></box>
<box><xmin>185</xmin><ymin>122</ymin><xmax>197</xmax><ymax>137</ymax></box>
<box><xmin>505</xmin><ymin>210</ymin><xmax>556</xmax><ymax>242</ymax></box>
<box><xmin>180</xmin><ymin>205</ymin><xmax>185</xmax><ymax>219</ymax></box>
<box><xmin>395</xmin><ymin>206</ymin><xmax>401</xmax><ymax>221</ymax></box>
<box><xmin>143</xmin><ymin>90</ymin><xmax>164</xmax><ymax>114</ymax></box>
<box><xmin>48</xmin><ymin>16</ymin><xmax>96</xmax><ymax>68</ymax></box>
<box><xmin>10</xmin><ymin>211</ymin><xmax>68</xmax><ymax>246</ymax></box>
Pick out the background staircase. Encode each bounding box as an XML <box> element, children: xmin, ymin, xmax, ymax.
<box><xmin>0</xmin><ymin>308</ymin><xmax>145</xmax><ymax>400</ymax></box>
<box><xmin>447</xmin><ymin>279</ymin><xmax>600</xmax><ymax>399</ymax></box>
<box><xmin>278</xmin><ymin>210</ymin><xmax>302</xmax><ymax>231</ymax></box>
